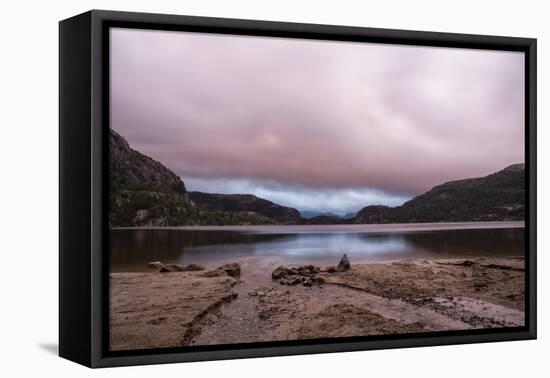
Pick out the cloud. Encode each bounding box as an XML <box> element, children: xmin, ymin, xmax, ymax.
<box><xmin>185</xmin><ymin>177</ymin><xmax>409</xmax><ymax>216</ymax></box>
<box><xmin>110</xmin><ymin>28</ymin><xmax>525</xmax><ymax>208</ymax></box>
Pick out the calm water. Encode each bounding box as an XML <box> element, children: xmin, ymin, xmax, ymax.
<box><xmin>110</xmin><ymin>222</ymin><xmax>525</xmax><ymax>272</ymax></box>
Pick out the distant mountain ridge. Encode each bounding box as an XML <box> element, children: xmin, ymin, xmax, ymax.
<box><xmin>303</xmin><ymin>215</ymin><xmax>346</xmax><ymax>225</ymax></box>
<box><xmin>354</xmin><ymin>164</ymin><xmax>525</xmax><ymax>224</ymax></box>
<box><xmin>109</xmin><ymin>129</ymin><xmax>301</xmax><ymax>226</ymax></box>
<box><xmin>109</xmin><ymin>129</ymin><xmax>524</xmax><ymax>226</ymax></box>
<box><xmin>343</xmin><ymin>212</ymin><xmax>357</xmax><ymax>219</ymax></box>
<box><xmin>300</xmin><ymin>210</ymin><xmax>342</xmax><ymax>219</ymax></box>
<box><xmin>189</xmin><ymin>192</ymin><xmax>302</xmax><ymax>224</ymax></box>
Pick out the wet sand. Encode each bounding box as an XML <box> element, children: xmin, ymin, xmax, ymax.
<box><xmin>110</xmin><ymin>271</ymin><xmax>238</xmax><ymax>350</ymax></box>
<box><xmin>109</xmin><ymin>256</ymin><xmax>525</xmax><ymax>351</ymax></box>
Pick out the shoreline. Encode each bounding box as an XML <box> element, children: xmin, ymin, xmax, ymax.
<box><xmin>110</xmin><ymin>220</ymin><xmax>525</xmax><ymax>232</ymax></box>
<box><xmin>110</xmin><ymin>256</ymin><xmax>525</xmax><ymax>351</ymax></box>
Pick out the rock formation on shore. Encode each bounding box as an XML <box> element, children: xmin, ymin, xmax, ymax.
<box><xmin>111</xmin><ymin>256</ymin><xmax>524</xmax><ymax>350</ymax></box>
<box><xmin>271</xmin><ymin>255</ymin><xmax>351</xmax><ymax>286</ymax></box>
<box><xmin>272</xmin><ymin>264</ymin><xmax>325</xmax><ymax>286</ymax></box>
<box><xmin>338</xmin><ymin>254</ymin><xmax>351</xmax><ymax>272</ymax></box>
<box><xmin>148</xmin><ymin>260</ymin><xmax>240</xmax><ymax>277</ymax></box>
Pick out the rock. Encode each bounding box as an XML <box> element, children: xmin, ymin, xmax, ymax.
<box><xmin>326</xmin><ymin>266</ymin><xmax>338</xmax><ymax>273</ymax></box>
<box><xmin>182</xmin><ymin>263</ymin><xmax>205</xmax><ymax>271</ymax></box>
<box><xmin>148</xmin><ymin>261</ymin><xmax>165</xmax><ymax>270</ymax></box>
<box><xmin>218</xmin><ymin>263</ymin><xmax>241</xmax><ymax>278</ymax></box>
<box><xmin>297</xmin><ymin>265</ymin><xmax>320</xmax><ymax>275</ymax></box>
<box><xmin>164</xmin><ymin>264</ymin><xmax>184</xmax><ymax>272</ymax></box>
<box><xmin>273</xmin><ymin>264</ymin><xmax>325</xmax><ymax>286</ymax></box>
<box><xmin>272</xmin><ymin>266</ymin><xmax>288</xmax><ymax>279</ymax></box>
<box><xmin>161</xmin><ymin>263</ymin><xmax>206</xmax><ymax>272</ymax></box>
<box><xmin>303</xmin><ymin>275</ymin><xmax>325</xmax><ymax>287</ymax></box>
<box><xmin>338</xmin><ymin>254</ymin><xmax>351</xmax><ymax>272</ymax></box>
<box><xmin>202</xmin><ymin>270</ymin><xmax>227</xmax><ymax>277</ymax></box>
<box><xmin>473</xmin><ymin>280</ymin><xmax>488</xmax><ymax>288</ymax></box>
<box><xmin>280</xmin><ymin>276</ymin><xmax>301</xmax><ymax>286</ymax></box>
<box><xmin>159</xmin><ymin>267</ymin><xmax>170</xmax><ymax>273</ymax></box>
<box><xmin>287</xmin><ymin>267</ymin><xmax>299</xmax><ymax>275</ymax></box>
<box><xmin>462</xmin><ymin>260</ymin><xmax>475</xmax><ymax>267</ymax></box>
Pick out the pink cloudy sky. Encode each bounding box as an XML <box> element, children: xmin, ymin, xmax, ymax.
<box><xmin>110</xmin><ymin>28</ymin><xmax>525</xmax><ymax>215</ymax></box>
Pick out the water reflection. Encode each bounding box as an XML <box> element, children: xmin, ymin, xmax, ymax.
<box><xmin>110</xmin><ymin>226</ymin><xmax>524</xmax><ymax>272</ymax></box>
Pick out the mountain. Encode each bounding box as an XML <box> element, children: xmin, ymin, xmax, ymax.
<box><xmin>300</xmin><ymin>210</ymin><xmax>341</xmax><ymax>219</ymax></box>
<box><xmin>302</xmin><ymin>215</ymin><xmax>345</xmax><ymax>225</ymax></box>
<box><xmin>110</xmin><ymin>129</ymin><xmax>524</xmax><ymax>226</ymax></box>
<box><xmin>354</xmin><ymin>205</ymin><xmax>395</xmax><ymax>224</ymax></box>
<box><xmin>109</xmin><ymin>129</ymin><xmax>193</xmax><ymax>226</ymax></box>
<box><xmin>189</xmin><ymin>192</ymin><xmax>302</xmax><ymax>224</ymax></box>
<box><xmin>109</xmin><ymin>129</ymin><xmax>301</xmax><ymax>226</ymax></box>
<box><xmin>343</xmin><ymin>212</ymin><xmax>357</xmax><ymax>219</ymax></box>
<box><xmin>354</xmin><ymin>164</ymin><xmax>525</xmax><ymax>224</ymax></box>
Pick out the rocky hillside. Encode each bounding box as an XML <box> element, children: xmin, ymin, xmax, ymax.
<box><xmin>110</xmin><ymin>129</ymin><xmax>524</xmax><ymax>226</ymax></box>
<box><xmin>110</xmin><ymin>129</ymin><xmax>188</xmax><ymax>195</ymax></box>
<box><xmin>189</xmin><ymin>192</ymin><xmax>302</xmax><ymax>224</ymax></box>
<box><xmin>109</xmin><ymin>129</ymin><xmax>192</xmax><ymax>226</ymax></box>
<box><xmin>109</xmin><ymin>129</ymin><xmax>300</xmax><ymax>226</ymax></box>
<box><xmin>355</xmin><ymin>164</ymin><xmax>525</xmax><ymax>224</ymax></box>
<box><xmin>353</xmin><ymin>205</ymin><xmax>396</xmax><ymax>224</ymax></box>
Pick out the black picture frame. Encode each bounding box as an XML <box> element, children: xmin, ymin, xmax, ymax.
<box><xmin>59</xmin><ymin>9</ymin><xmax>537</xmax><ymax>368</ymax></box>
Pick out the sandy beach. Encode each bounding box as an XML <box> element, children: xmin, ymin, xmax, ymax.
<box><xmin>110</xmin><ymin>256</ymin><xmax>525</xmax><ymax>351</ymax></box>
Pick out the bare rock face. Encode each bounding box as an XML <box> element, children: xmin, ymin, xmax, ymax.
<box><xmin>218</xmin><ymin>263</ymin><xmax>241</xmax><ymax>278</ymax></box>
<box><xmin>109</xmin><ymin>129</ymin><xmax>191</xmax><ymax>227</ymax></box>
<box><xmin>338</xmin><ymin>254</ymin><xmax>351</xmax><ymax>272</ymax></box>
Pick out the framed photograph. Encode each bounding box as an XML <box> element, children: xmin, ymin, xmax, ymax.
<box><xmin>59</xmin><ymin>10</ymin><xmax>536</xmax><ymax>368</ymax></box>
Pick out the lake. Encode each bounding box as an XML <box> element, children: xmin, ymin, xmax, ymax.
<box><xmin>109</xmin><ymin>222</ymin><xmax>525</xmax><ymax>272</ymax></box>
